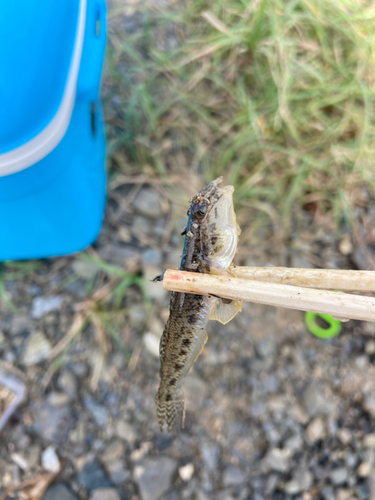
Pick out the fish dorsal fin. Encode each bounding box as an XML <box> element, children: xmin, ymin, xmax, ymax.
<box><xmin>209</xmin><ymin>298</ymin><xmax>242</xmax><ymax>325</ymax></box>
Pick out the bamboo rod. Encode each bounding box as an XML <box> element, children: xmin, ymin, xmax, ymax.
<box><xmin>163</xmin><ymin>270</ymin><xmax>375</xmax><ymax>322</ymax></box>
<box><xmin>229</xmin><ymin>266</ymin><xmax>375</xmax><ymax>292</ymax></box>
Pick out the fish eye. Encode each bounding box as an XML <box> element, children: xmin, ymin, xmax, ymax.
<box><xmin>198</xmin><ymin>205</ymin><xmax>207</xmax><ymax>215</ymax></box>
<box><xmin>187</xmin><ymin>209</ymin><xmax>191</xmax><ymax>216</ymax></box>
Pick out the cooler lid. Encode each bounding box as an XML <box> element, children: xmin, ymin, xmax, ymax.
<box><xmin>0</xmin><ymin>0</ymin><xmax>86</xmax><ymax>176</ymax></box>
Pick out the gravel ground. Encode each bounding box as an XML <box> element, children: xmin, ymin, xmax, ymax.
<box><xmin>1</xmin><ymin>3</ymin><xmax>375</xmax><ymax>500</ymax></box>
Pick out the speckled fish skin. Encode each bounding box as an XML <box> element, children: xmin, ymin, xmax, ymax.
<box><xmin>155</xmin><ymin>177</ymin><xmax>241</xmax><ymax>432</ymax></box>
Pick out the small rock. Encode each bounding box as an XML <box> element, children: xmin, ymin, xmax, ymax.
<box><xmin>339</xmin><ymin>236</ymin><xmax>353</xmax><ymax>256</ymax></box>
<box><xmin>363</xmin><ymin>433</ymin><xmax>375</xmax><ymax>448</ymax></box>
<box><xmin>321</xmin><ymin>486</ymin><xmax>335</xmax><ymax>500</ymax></box>
<box><xmin>83</xmin><ymin>395</ymin><xmax>107</xmax><ymax>427</ymax></box>
<box><xmin>90</xmin><ymin>488</ymin><xmax>121</xmax><ymax>500</ymax></box>
<box><xmin>284</xmin><ymin>470</ymin><xmax>312</xmax><ymax>494</ymax></box>
<box><xmin>97</xmin><ymin>244</ymin><xmax>140</xmax><ymax>270</ymax></box>
<box><xmin>284</xmin><ymin>434</ymin><xmax>303</xmax><ymax>452</ymax></box>
<box><xmin>352</xmin><ymin>247</ymin><xmax>371</xmax><ymax>270</ymax></box>
<box><xmin>102</xmin><ymin>443</ymin><xmax>125</xmax><ymax>464</ymax></box>
<box><xmin>31</xmin><ymin>296</ymin><xmax>63</xmax><ymax>318</ymax></box>
<box><xmin>338</xmin><ymin>428</ymin><xmax>351</xmax><ymax>445</ymax></box>
<box><xmin>72</xmin><ymin>260</ymin><xmax>98</xmax><ymax>279</ymax></box>
<box><xmin>57</xmin><ymin>370</ymin><xmax>78</xmax><ymax>399</ymax></box>
<box><xmin>365</xmin><ymin>340</ymin><xmax>375</xmax><ymax>355</ymax></box>
<box><xmin>132</xmin><ymin>187</ymin><xmax>162</xmax><ymax>218</ymax></box>
<box><xmin>305</xmin><ymin>417</ymin><xmax>326</xmax><ymax>443</ymax></box>
<box><xmin>106</xmin><ymin>461</ymin><xmax>131</xmax><ymax>485</ymax></box>
<box><xmin>200</xmin><ymin>442</ymin><xmax>220</xmax><ymax>473</ymax></box>
<box><xmin>255</xmin><ymin>338</ymin><xmax>275</xmax><ymax>358</ymax></box>
<box><xmin>21</xmin><ymin>331</ymin><xmax>52</xmax><ymax>365</ymax></box>
<box><xmin>115</xmin><ymin>421</ymin><xmax>137</xmax><ymax>445</ymax></box>
<box><xmin>41</xmin><ymin>446</ymin><xmax>60</xmax><ymax>472</ymax></box>
<box><xmin>336</xmin><ymin>490</ymin><xmax>352</xmax><ymax>500</ymax></box>
<box><xmin>363</xmin><ymin>392</ymin><xmax>375</xmax><ymax>416</ymax></box>
<box><xmin>143</xmin><ymin>333</ymin><xmax>160</xmax><ymax>358</ymax></box>
<box><xmin>358</xmin><ymin>461</ymin><xmax>371</xmax><ymax>477</ymax></box>
<box><xmin>330</xmin><ymin>468</ymin><xmax>348</xmax><ymax>485</ymax></box>
<box><xmin>32</xmin><ymin>394</ymin><xmax>74</xmax><ymax>444</ymax></box>
<box><xmin>265</xmin><ymin>448</ymin><xmax>291</xmax><ymax>472</ymax></box>
<box><xmin>179</xmin><ymin>463</ymin><xmax>194</xmax><ymax>481</ymax></box>
<box><xmin>10</xmin><ymin>316</ymin><xmax>30</xmax><ymax>335</ymax></box>
<box><xmin>77</xmin><ymin>461</ymin><xmax>112</xmax><ymax>491</ymax></box>
<box><xmin>132</xmin><ymin>215</ymin><xmax>152</xmax><ymax>234</ymax></box>
<box><xmin>42</xmin><ymin>483</ymin><xmax>78</xmax><ymax>500</ymax></box>
<box><xmin>302</xmin><ymin>383</ymin><xmax>333</xmax><ymax>416</ymax></box>
<box><xmin>223</xmin><ymin>466</ymin><xmax>245</xmax><ymax>487</ymax></box>
<box><xmin>141</xmin><ymin>249</ymin><xmax>162</xmax><ymax>267</ymax></box>
<box><xmin>133</xmin><ymin>457</ymin><xmax>177</xmax><ymax>500</ymax></box>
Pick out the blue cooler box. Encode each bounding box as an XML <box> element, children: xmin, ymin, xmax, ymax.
<box><xmin>0</xmin><ymin>0</ymin><xmax>107</xmax><ymax>261</ymax></box>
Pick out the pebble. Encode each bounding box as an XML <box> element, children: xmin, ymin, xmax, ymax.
<box><xmin>42</xmin><ymin>484</ymin><xmax>78</xmax><ymax>500</ymax></box>
<box><xmin>21</xmin><ymin>331</ymin><xmax>52</xmax><ymax>365</ymax></box>
<box><xmin>265</xmin><ymin>448</ymin><xmax>291</xmax><ymax>472</ymax></box>
<box><xmin>72</xmin><ymin>260</ymin><xmax>98</xmax><ymax>279</ymax></box>
<box><xmin>365</xmin><ymin>340</ymin><xmax>375</xmax><ymax>355</ymax></box>
<box><xmin>255</xmin><ymin>337</ymin><xmax>275</xmax><ymax>359</ymax></box>
<box><xmin>284</xmin><ymin>434</ymin><xmax>303</xmax><ymax>452</ymax></box>
<box><xmin>141</xmin><ymin>248</ymin><xmax>162</xmax><ymax>266</ymax></box>
<box><xmin>83</xmin><ymin>395</ymin><xmax>108</xmax><ymax>427</ymax></box>
<box><xmin>57</xmin><ymin>370</ymin><xmax>78</xmax><ymax>399</ymax></box>
<box><xmin>336</xmin><ymin>490</ymin><xmax>352</xmax><ymax>500</ymax></box>
<box><xmin>106</xmin><ymin>461</ymin><xmax>131</xmax><ymax>485</ymax></box>
<box><xmin>305</xmin><ymin>417</ymin><xmax>326</xmax><ymax>443</ymax></box>
<box><xmin>284</xmin><ymin>470</ymin><xmax>312</xmax><ymax>494</ymax></box>
<box><xmin>90</xmin><ymin>488</ymin><xmax>121</xmax><ymax>500</ymax></box>
<box><xmin>77</xmin><ymin>461</ymin><xmax>112</xmax><ymax>491</ymax></box>
<box><xmin>32</xmin><ymin>394</ymin><xmax>74</xmax><ymax>444</ymax></box>
<box><xmin>223</xmin><ymin>466</ymin><xmax>245</xmax><ymax>487</ymax></box>
<box><xmin>302</xmin><ymin>383</ymin><xmax>333</xmax><ymax>416</ymax></box>
<box><xmin>97</xmin><ymin>244</ymin><xmax>140</xmax><ymax>269</ymax></box>
<box><xmin>115</xmin><ymin>421</ymin><xmax>137</xmax><ymax>445</ymax></box>
<box><xmin>363</xmin><ymin>392</ymin><xmax>375</xmax><ymax>416</ymax></box>
<box><xmin>321</xmin><ymin>486</ymin><xmax>335</xmax><ymax>500</ymax></box>
<box><xmin>10</xmin><ymin>316</ymin><xmax>30</xmax><ymax>335</ymax></box>
<box><xmin>330</xmin><ymin>468</ymin><xmax>348</xmax><ymax>485</ymax></box>
<box><xmin>132</xmin><ymin>215</ymin><xmax>152</xmax><ymax>234</ymax></box>
<box><xmin>41</xmin><ymin>446</ymin><xmax>60</xmax><ymax>472</ymax></box>
<box><xmin>200</xmin><ymin>442</ymin><xmax>220</xmax><ymax>473</ymax></box>
<box><xmin>133</xmin><ymin>457</ymin><xmax>177</xmax><ymax>500</ymax></box>
<box><xmin>102</xmin><ymin>443</ymin><xmax>125</xmax><ymax>464</ymax></box>
<box><xmin>132</xmin><ymin>187</ymin><xmax>162</xmax><ymax>218</ymax></box>
<box><xmin>179</xmin><ymin>463</ymin><xmax>194</xmax><ymax>481</ymax></box>
<box><xmin>31</xmin><ymin>296</ymin><xmax>63</xmax><ymax>318</ymax></box>
<box><xmin>363</xmin><ymin>433</ymin><xmax>375</xmax><ymax>448</ymax></box>
<box><xmin>358</xmin><ymin>461</ymin><xmax>371</xmax><ymax>477</ymax></box>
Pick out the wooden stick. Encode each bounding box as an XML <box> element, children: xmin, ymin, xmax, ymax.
<box><xmin>163</xmin><ymin>270</ymin><xmax>375</xmax><ymax>322</ymax></box>
<box><xmin>229</xmin><ymin>266</ymin><xmax>375</xmax><ymax>292</ymax></box>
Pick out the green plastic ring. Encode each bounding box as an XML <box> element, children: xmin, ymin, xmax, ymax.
<box><xmin>304</xmin><ymin>312</ymin><xmax>342</xmax><ymax>339</ymax></box>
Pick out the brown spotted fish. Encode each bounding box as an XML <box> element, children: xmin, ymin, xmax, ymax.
<box><xmin>155</xmin><ymin>177</ymin><xmax>242</xmax><ymax>431</ymax></box>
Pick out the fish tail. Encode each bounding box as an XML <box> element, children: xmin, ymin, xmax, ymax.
<box><xmin>155</xmin><ymin>388</ymin><xmax>185</xmax><ymax>432</ymax></box>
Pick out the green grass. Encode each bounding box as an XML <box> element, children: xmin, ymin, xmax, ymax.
<box><xmin>104</xmin><ymin>0</ymin><xmax>375</xmax><ymax>231</ymax></box>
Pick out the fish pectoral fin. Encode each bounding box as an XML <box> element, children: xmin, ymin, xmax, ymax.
<box><xmin>186</xmin><ymin>331</ymin><xmax>208</xmax><ymax>375</ymax></box>
<box><xmin>209</xmin><ymin>298</ymin><xmax>242</xmax><ymax>325</ymax></box>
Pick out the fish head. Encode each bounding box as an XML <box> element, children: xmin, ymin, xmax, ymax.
<box><xmin>188</xmin><ymin>177</ymin><xmax>240</xmax><ymax>272</ymax></box>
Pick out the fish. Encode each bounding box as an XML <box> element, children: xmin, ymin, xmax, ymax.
<box><xmin>155</xmin><ymin>176</ymin><xmax>242</xmax><ymax>432</ymax></box>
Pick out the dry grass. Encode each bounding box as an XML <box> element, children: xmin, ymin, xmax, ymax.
<box><xmin>104</xmin><ymin>0</ymin><xmax>375</xmax><ymax>234</ymax></box>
